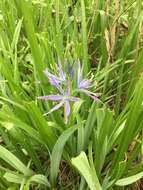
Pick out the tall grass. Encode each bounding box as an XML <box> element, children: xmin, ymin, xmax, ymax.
<box><xmin>0</xmin><ymin>0</ymin><xmax>143</xmax><ymax>189</ymax></box>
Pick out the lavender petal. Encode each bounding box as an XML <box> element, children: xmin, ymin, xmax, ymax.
<box><xmin>57</xmin><ymin>63</ymin><xmax>66</xmax><ymax>81</ymax></box>
<box><xmin>65</xmin><ymin>83</ymin><xmax>70</xmax><ymax>96</ymax></box>
<box><xmin>69</xmin><ymin>63</ymin><xmax>75</xmax><ymax>80</ymax></box>
<box><xmin>88</xmin><ymin>94</ymin><xmax>99</xmax><ymax>101</ymax></box>
<box><xmin>77</xmin><ymin>60</ymin><xmax>81</xmax><ymax>85</ymax></box>
<box><xmin>43</xmin><ymin>69</ymin><xmax>64</xmax><ymax>94</ymax></box>
<box><xmin>81</xmin><ymin>89</ymin><xmax>99</xmax><ymax>101</ymax></box>
<box><xmin>77</xmin><ymin>60</ymin><xmax>83</xmax><ymax>86</ymax></box>
<box><xmin>79</xmin><ymin>79</ymin><xmax>91</xmax><ymax>89</ymax></box>
<box><xmin>44</xmin><ymin>69</ymin><xmax>61</xmax><ymax>83</ymax></box>
<box><xmin>65</xmin><ymin>101</ymin><xmax>70</xmax><ymax>124</ymax></box>
<box><xmin>37</xmin><ymin>95</ymin><xmax>63</xmax><ymax>101</ymax></box>
<box><xmin>43</xmin><ymin>101</ymin><xmax>64</xmax><ymax>116</ymax></box>
<box><xmin>43</xmin><ymin>68</ymin><xmax>50</xmax><ymax>78</ymax></box>
<box><xmin>50</xmin><ymin>78</ymin><xmax>64</xmax><ymax>94</ymax></box>
<box><xmin>67</xmin><ymin>97</ymin><xmax>81</xmax><ymax>102</ymax></box>
<box><xmin>49</xmin><ymin>75</ymin><xmax>61</xmax><ymax>84</ymax></box>
<box><xmin>43</xmin><ymin>69</ymin><xmax>56</xmax><ymax>80</ymax></box>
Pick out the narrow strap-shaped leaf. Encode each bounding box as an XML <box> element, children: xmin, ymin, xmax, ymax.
<box><xmin>29</xmin><ymin>174</ymin><xmax>50</xmax><ymax>187</ymax></box>
<box><xmin>71</xmin><ymin>151</ymin><xmax>102</xmax><ymax>190</ymax></box>
<box><xmin>84</xmin><ymin>101</ymin><xmax>97</xmax><ymax>149</ymax></box>
<box><xmin>11</xmin><ymin>19</ymin><xmax>23</xmax><ymax>52</ymax></box>
<box><xmin>4</xmin><ymin>172</ymin><xmax>50</xmax><ymax>188</ymax></box>
<box><xmin>0</xmin><ymin>145</ymin><xmax>33</xmax><ymax>176</ymax></box>
<box><xmin>111</xmin><ymin>74</ymin><xmax>143</xmax><ymax>178</ymax></box>
<box><xmin>50</xmin><ymin>126</ymin><xmax>77</xmax><ymax>187</ymax></box>
<box><xmin>4</xmin><ymin>172</ymin><xmax>24</xmax><ymax>184</ymax></box>
<box><xmin>81</xmin><ymin>0</ymin><xmax>89</xmax><ymax>75</ymax></box>
<box><xmin>115</xmin><ymin>171</ymin><xmax>143</xmax><ymax>186</ymax></box>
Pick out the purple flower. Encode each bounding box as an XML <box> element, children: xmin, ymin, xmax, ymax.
<box><xmin>77</xmin><ymin>60</ymin><xmax>92</xmax><ymax>89</ymax></box>
<box><xmin>77</xmin><ymin>60</ymin><xmax>99</xmax><ymax>100</ymax></box>
<box><xmin>44</xmin><ymin>62</ymin><xmax>66</xmax><ymax>94</ymax></box>
<box><xmin>38</xmin><ymin>59</ymin><xmax>99</xmax><ymax>123</ymax></box>
<box><xmin>65</xmin><ymin>60</ymin><xmax>75</xmax><ymax>80</ymax></box>
<box><xmin>57</xmin><ymin>62</ymin><xmax>66</xmax><ymax>81</ymax></box>
<box><xmin>38</xmin><ymin>83</ymin><xmax>80</xmax><ymax>124</ymax></box>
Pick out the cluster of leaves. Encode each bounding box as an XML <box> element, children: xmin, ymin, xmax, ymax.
<box><xmin>0</xmin><ymin>0</ymin><xmax>143</xmax><ymax>189</ymax></box>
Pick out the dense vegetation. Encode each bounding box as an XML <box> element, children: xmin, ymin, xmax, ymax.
<box><xmin>0</xmin><ymin>0</ymin><xmax>143</xmax><ymax>189</ymax></box>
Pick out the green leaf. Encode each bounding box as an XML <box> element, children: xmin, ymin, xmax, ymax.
<box><xmin>11</xmin><ymin>19</ymin><xmax>23</xmax><ymax>52</ymax></box>
<box><xmin>115</xmin><ymin>171</ymin><xmax>143</xmax><ymax>186</ymax></box>
<box><xmin>0</xmin><ymin>112</ymin><xmax>43</xmax><ymax>144</ymax></box>
<box><xmin>111</xmin><ymin>74</ymin><xmax>143</xmax><ymax>177</ymax></box>
<box><xmin>0</xmin><ymin>145</ymin><xmax>32</xmax><ymax>176</ymax></box>
<box><xmin>50</xmin><ymin>126</ymin><xmax>78</xmax><ymax>187</ymax></box>
<box><xmin>29</xmin><ymin>174</ymin><xmax>50</xmax><ymax>187</ymax></box>
<box><xmin>26</xmin><ymin>102</ymin><xmax>57</xmax><ymax>148</ymax></box>
<box><xmin>71</xmin><ymin>151</ymin><xmax>102</xmax><ymax>190</ymax></box>
<box><xmin>81</xmin><ymin>0</ymin><xmax>89</xmax><ymax>75</ymax></box>
<box><xmin>72</xmin><ymin>100</ymin><xmax>84</xmax><ymax>118</ymax></box>
<box><xmin>84</xmin><ymin>102</ymin><xmax>97</xmax><ymax>149</ymax></box>
<box><xmin>14</xmin><ymin>0</ymin><xmax>46</xmax><ymax>84</ymax></box>
<box><xmin>4</xmin><ymin>172</ymin><xmax>24</xmax><ymax>184</ymax></box>
<box><xmin>4</xmin><ymin>172</ymin><xmax>50</xmax><ymax>188</ymax></box>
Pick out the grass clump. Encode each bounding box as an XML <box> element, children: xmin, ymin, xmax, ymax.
<box><xmin>0</xmin><ymin>0</ymin><xmax>143</xmax><ymax>189</ymax></box>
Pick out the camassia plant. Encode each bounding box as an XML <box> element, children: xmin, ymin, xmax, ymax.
<box><xmin>0</xmin><ymin>0</ymin><xmax>143</xmax><ymax>190</ymax></box>
<box><xmin>38</xmin><ymin>61</ymin><xmax>99</xmax><ymax>123</ymax></box>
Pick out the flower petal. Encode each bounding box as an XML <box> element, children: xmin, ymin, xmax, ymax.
<box><xmin>49</xmin><ymin>78</ymin><xmax>64</xmax><ymax>94</ymax></box>
<box><xmin>65</xmin><ymin>83</ymin><xmax>70</xmax><ymax>96</ymax></box>
<box><xmin>44</xmin><ymin>69</ymin><xmax>61</xmax><ymax>83</ymax></box>
<box><xmin>81</xmin><ymin>89</ymin><xmax>99</xmax><ymax>101</ymax></box>
<box><xmin>65</xmin><ymin>101</ymin><xmax>70</xmax><ymax>124</ymax></box>
<box><xmin>87</xmin><ymin>93</ymin><xmax>99</xmax><ymax>101</ymax></box>
<box><xmin>77</xmin><ymin>60</ymin><xmax>83</xmax><ymax>86</ymax></box>
<box><xmin>57</xmin><ymin>62</ymin><xmax>66</xmax><ymax>81</ymax></box>
<box><xmin>44</xmin><ymin>69</ymin><xmax>64</xmax><ymax>94</ymax></box>
<box><xmin>77</xmin><ymin>60</ymin><xmax>81</xmax><ymax>85</ymax></box>
<box><xmin>43</xmin><ymin>101</ymin><xmax>64</xmax><ymax>116</ymax></box>
<box><xmin>79</xmin><ymin>79</ymin><xmax>91</xmax><ymax>89</ymax></box>
<box><xmin>69</xmin><ymin>63</ymin><xmax>75</xmax><ymax>80</ymax></box>
<box><xmin>37</xmin><ymin>95</ymin><xmax>63</xmax><ymax>101</ymax></box>
<box><xmin>67</xmin><ymin>97</ymin><xmax>81</xmax><ymax>102</ymax></box>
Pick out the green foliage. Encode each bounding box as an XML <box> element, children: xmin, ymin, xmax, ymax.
<box><xmin>0</xmin><ymin>0</ymin><xmax>143</xmax><ymax>189</ymax></box>
<box><xmin>72</xmin><ymin>151</ymin><xmax>102</xmax><ymax>190</ymax></box>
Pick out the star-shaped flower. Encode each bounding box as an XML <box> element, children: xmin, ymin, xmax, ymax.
<box><xmin>77</xmin><ymin>60</ymin><xmax>99</xmax><ymax>101</ymax></box>
<box><xmin>44</xmin><ymin>63</ymin><xmax>66</xmax><ymax>94</ymax></box>
<box><xmin>38</xmin><ymin>60</ymin><xmax>99</xmax><ymax>123</ymax></box>
<box><xmin>38</xmin><ymin>83</ymin><xmax>80</xmax><ymax>124</ymax></box>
